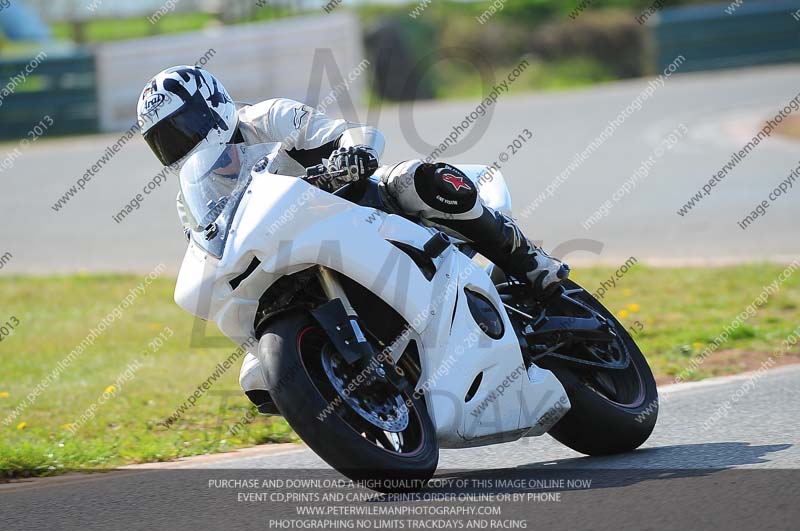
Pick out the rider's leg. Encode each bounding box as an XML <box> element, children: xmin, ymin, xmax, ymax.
<box><xmin>377</xmin><ymin>161</ymin><xmax>569</xmax><ymax>296</ymax></box>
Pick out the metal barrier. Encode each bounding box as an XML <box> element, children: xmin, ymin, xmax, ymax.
<box><xmin>0</xmin><ymin>51</ymin><xmax>98</xmax><ymax>140</ymax></box>
<box><xmin>654</xmin><ymin>0</ymin><xmax>800</xmax><ymax>73</ymax></box>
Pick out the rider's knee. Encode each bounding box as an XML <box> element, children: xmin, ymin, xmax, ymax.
<box><xmin>379</xmin><ymin>160</ymin><xmax>481</xmax><ymax>220</ymax></box>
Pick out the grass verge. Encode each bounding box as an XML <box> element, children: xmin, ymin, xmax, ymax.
<box><xmin>1</xmin><ymin>263</ymin><xmax>799</xmax><ymax>478</ymax></box>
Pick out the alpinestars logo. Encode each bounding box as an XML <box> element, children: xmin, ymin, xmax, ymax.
<box><xmin>293</xmin><ymin>106</ymin><xmax>309</xmax><ymax>129</ymax></box>
<box><xmin>442</xmin><ymin>173</ymin><xmax>472</xmax><ymax>192</ymax></box>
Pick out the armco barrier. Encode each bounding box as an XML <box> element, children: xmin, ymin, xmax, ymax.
<box><xmin>654</xmin><ymin>0</ymin><xmax>800</xmax><ymax>73</ymax></box>
<box><xmin>0</xmin><ymin>51</ymin><xmax>98</xmax><ymax>140</ymax></box>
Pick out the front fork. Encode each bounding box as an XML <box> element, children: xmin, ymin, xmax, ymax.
<box><xmin>317</xmin><ymin>266</ymin><xmax>356</xmax><ymax>316</ymax></box>
<box><xmin>314</xmin><ymin>266</ymin><xmax>369</xmax><ymax>353</ymax></box>
<box><xmin>314</xmin><ymin>266</ymin><xmax>409</xmax><ymax>391</ymax></box>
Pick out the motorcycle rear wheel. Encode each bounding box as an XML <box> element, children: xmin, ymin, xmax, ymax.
<box><xmin>537</xmin><ymin>280</ymin><xmax>658</xmax><ymax>455</ymax></box>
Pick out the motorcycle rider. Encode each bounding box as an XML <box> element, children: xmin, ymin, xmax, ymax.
<box><xmin>137</xmin><ymin>65</ymin><xmax>569</xmax><ymax>413</ymax></box>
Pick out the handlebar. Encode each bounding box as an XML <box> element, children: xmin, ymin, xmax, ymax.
<box><xmin>303</xmin><ymin>164</ymin><xmax>350</xmax><ymax>184</ymax></box>
<box><xmin>302</xmin><ymin>163</ymin><xmax>376</xmax><ymax>197</ymax></box>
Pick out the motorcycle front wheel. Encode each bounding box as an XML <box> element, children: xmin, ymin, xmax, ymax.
<box><xmin>257</xmin><ymin>311</ymin><xmax>439</xmax><ymax>491</ymax></box>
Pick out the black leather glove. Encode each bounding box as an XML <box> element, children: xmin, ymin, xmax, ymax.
<box><xmin>327</xmin><ymin>145</ymin><xmax>378</xmax><ymax>186</ymax></box>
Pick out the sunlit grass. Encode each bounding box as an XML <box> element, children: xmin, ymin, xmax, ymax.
<box><xmin>429</xmin><ymin>56</ymin><xmax>615</xmax><ymax>100</ymax></box>
<box><xmin>570</xmin><ymin>263</ymin><xmax>800</xmax><ymax>382</ymax></box>
<box><xmin>0</xmin><ymin>274</ymin><xmax>295</xmax><ymax>479</ymax></box>
<box><xmin>49</xmin><ymin>14</ymin><xmax>215</xmax><ymax>44</ymax></box>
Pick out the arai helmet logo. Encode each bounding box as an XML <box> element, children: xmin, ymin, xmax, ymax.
<box><xmin>144</xmin><ymin>93</ymin><xmax>166</xmax><ymax>112</ymax></box>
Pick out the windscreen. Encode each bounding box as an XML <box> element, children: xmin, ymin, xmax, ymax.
<box><xmin>179</xmin><ymin>143</ymin><xmax>278</xmax><ymax>258</ymax></box>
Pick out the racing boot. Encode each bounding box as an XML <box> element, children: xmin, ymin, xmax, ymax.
<box><xmin>454</xmin><ymin>206</ymin><xmax>570</xmax><ymax>298</ymax></box>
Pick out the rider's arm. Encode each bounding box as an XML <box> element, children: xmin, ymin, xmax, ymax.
<box><xmin>336</xmin><ymin>125</ymin><xmax>385</xmax><ymax>162</ymax></box>
<box><xmin>241</xmin><ymin>98</ymin><xmax>385</xmax><ymax>166</ymax></box>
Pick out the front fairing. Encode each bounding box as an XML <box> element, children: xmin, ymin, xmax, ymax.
<box><xmin>177</xmin><ymin>161</ymin><xmax>442</xmax><ymax>340</ymax></box>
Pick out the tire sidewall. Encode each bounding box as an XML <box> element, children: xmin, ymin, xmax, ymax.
<box><xmin>546</xmin><ymin>282</ymin><xmax>659</xmax><ymax>455</ymax></box>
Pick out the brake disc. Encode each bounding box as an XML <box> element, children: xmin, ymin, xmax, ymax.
<box><xmin>321</xmin><ymin>345</ymin><xmax>409</xmax><ymax>432</ymax></box>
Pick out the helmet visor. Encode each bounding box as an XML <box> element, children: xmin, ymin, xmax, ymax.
<box><xmin>143</xmin><ymin>91</ymin><xmax>230</xmax><ymax>166</ymax></box>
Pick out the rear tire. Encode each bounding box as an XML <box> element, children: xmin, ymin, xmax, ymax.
<box><xmin>543</xmin><ymin>281</ymin><xmax>658</xmax><ymax>455</ymax></box>
<box><xmin>257</xmin><ymin>311</ymin><xmax>439</xmax><ymax>490</ymax></box>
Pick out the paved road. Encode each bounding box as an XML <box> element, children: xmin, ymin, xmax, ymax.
<box><xmin>2</xmin><ymin>65</ymin><xmax>799</xmax><ymax>274</ymax></box>
<box><xmin>187</xmin><ymin>365</ymin><xmax>800</xmax><ymax>471</ymax></box>
<box><xmin>3</xmin><ymin>367</ymin><xmax>799</xmax><ymax>530</ymax></box>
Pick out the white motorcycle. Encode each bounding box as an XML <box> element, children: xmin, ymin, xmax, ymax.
<box><xmin>175</xmin><ymin>143</ymin><xmax>658</xmax><ymax>489</ymax></box>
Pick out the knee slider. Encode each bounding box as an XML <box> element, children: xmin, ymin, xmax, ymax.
<box><xmin>418</xmin><ymin>163</ymin><xmax>479</xmax><ymax>215</ymax></box>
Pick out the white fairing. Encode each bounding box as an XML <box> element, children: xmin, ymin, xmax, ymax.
<box><xmin>175</xmin><ymin>147</ymin><xmax>569</xmax><ymax>448</ymax></box>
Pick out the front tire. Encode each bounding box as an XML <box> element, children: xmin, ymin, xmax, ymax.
<box><xmin>257</xmin><ymin>311</ymin><xmax>439</xmax><ymax>490</ymax></box>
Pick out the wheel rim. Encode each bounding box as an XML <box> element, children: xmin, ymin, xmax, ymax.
<box><xmin>504</xmin><ymin>283</ymin><xmax>648</xmax><ymax>409</ymax></box>
<box><xmin>296</xmin><ymin>326</ymin><xmax>426</xmax><ymax>457</ymax></box>
<box><xmin>576</xmin><ymin>330</ymin><xmax>646</xmax><ymax>408</ymax></box>
<box><xmin>320</xmin><ymin>343</ymin><xmax>410</xmax><ymax>432</ymax></box>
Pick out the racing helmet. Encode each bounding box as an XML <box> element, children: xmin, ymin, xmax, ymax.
<box><xmin>137</xmin><ymin>66</ymin><xmax>238</xmax><ymax>166</ymax></box>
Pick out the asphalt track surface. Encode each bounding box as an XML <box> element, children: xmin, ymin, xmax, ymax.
<box><xmin>2</xmin><ymin>64</ymin><xmax>799</xmax><ymax>274</ymax></box>
<box><xmin>3</xmin><ymin>366</ymin><xmax>799</xmax><ymax>530</ymax></box>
